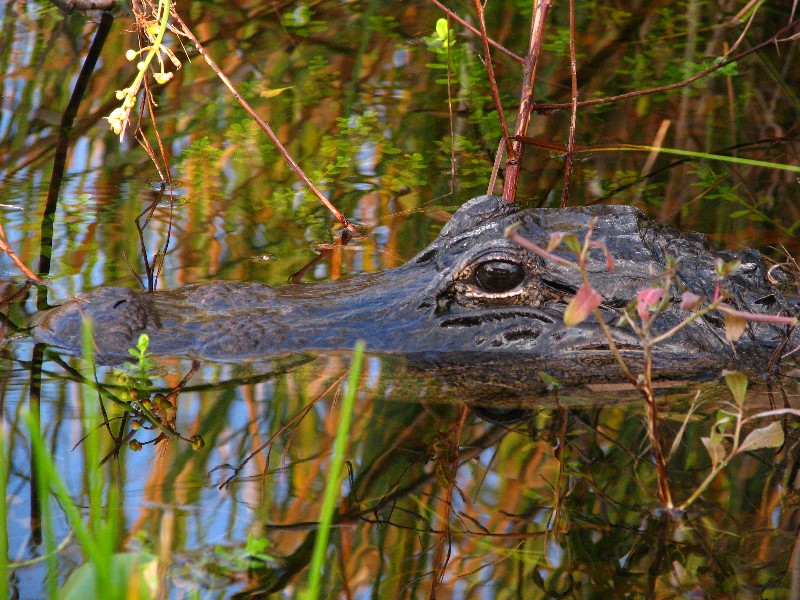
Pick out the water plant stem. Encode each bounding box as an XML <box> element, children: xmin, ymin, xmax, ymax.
<box><xmin>503</xmin><ymin>0</ymin><xmax>552</xmax><ymax>201</ymax></box>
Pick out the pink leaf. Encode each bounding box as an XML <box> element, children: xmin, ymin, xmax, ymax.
<box><xmin>590</xmin><ymin>240</ymin><xmax>615</xmax><ymax>272</ymax></box>
<box><xmin>636</xmin><ymin>288</ymin><xmax>663</xmax><ymax>321</ymax></box>
<box><xmin>680</xmin><ymin>291</ymin><xmax>704</xmax><ymax>311</ymax></box>
<box><xmin>564</xmin><ymin>283</ymin><xmax>602</xmax><ymax>327</ymax></box>
<box><xmin>547</xmin><ymin>232</ymin><xmax>566</xmax><ymax>251</ymax></box>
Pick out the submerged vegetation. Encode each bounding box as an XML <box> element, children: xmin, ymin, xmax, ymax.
<box><xmin>1</xmin><ymin>0</ymin><xmax>800</xmax><ymax>597</ymax></box>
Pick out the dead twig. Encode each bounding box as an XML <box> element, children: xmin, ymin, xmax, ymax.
<box><xmin>473</xmin><ymin>0</ymin><xmax>511</xmax><ymax>157</ymax></box>
<box><xmin>560</xmin><ymin>0</ymin><xmax>578</xmax><ymax>208</ymax></box>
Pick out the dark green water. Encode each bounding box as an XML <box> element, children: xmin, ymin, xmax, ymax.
<box><xmin>2</xmin><ymin>1</ymin><xmax>800</xmax><ymax>597</ymax></box>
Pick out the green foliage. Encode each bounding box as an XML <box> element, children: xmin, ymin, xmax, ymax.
<box><xmin>280</xmin><ymin>3</ymin><xmax>326</xmax><ymax>35</ymax></box>
<box><xmin>424</xmin><ymin>18</ymin><xmax>456</xmax><ymax>50</ymax></box>
<box><xmin>124</xmin><ymin>334</ymin><xmax>156</xmax><ymax>382</ymax></box>
<box><xmin>544</xmin><ymin>26</ymin><xmax>584</xmax><ymax>58</ymax></box>
<box><xmin>692</xmin><ymin>164</ymin><xmax>800</xmax><ymax>235</ymax></box>
<box><xmin>213</xmin><ymin>534</ymin><xmax>277</xmax><ymax>572</ymax></box>
<box><xmin>434</xmin><ymin>135</ymin><xmax>494</xmax><ymax>192</ymax></box>
<box><xmin>181</xmin><ymin>136</ymin><xmax>222</xmax><ymax>163</ymax></box>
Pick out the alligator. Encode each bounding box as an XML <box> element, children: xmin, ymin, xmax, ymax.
<box><xmin>33</xmin><ymin>195</ymin><xmax>799</xmax><ymax>394</ymax></box>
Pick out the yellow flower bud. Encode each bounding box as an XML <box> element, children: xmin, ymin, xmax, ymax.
<box><xmin>154</xmin><ymin>72</ymin><xmax>173</xmax><ymax>84</ymax></box>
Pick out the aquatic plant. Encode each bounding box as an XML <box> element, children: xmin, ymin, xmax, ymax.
<box><xmin>506</xmin><ymin>220</ymin><xmax>797</xmax><ymax>510</ymax></box>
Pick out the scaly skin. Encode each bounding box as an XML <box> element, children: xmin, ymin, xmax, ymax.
<box><xmin>33</xmin><ymin>196</ymin><xmax>799</xmax><ymax>392</ymax></box>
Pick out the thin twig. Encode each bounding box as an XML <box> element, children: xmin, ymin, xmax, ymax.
<box><xmin>0</xmin><ymin>221</ymin><xmax>42</xmax><ymax>283</ymax></box>
<box><xmin>559</xmin><ymin>0</ymin><xmax>578</xmax><ymax>208</ymax></box>
<box><xmin>170</xmin><ymin>9</ymin><xmax>359</xmax><ymax>236</ymax></box>
<box><xmin>473</xmin><ymin>0</ymin><xmax>511</xmax><ymax>155</ymax></box>
<box><xmin>445</xmin><ymin>14</ymin><xmax>457</xmax><ymax>194</ymax></box>
<box><xmin>486</xmin><ymin>138</ymin><xmax>505</xmax><ymax>196</ymax></box>
<box><xmin>532</xmin><ymin>18</ymin><xmax>800</xmax><ymax>113</ymax></box>
<box><xmin>503</xmin><ymin>0</ymin><xmax>552</xmax><ymax>202</ymax></box>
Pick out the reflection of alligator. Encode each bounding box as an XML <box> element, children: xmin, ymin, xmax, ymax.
<box><xmin>33</xmin><ymin>195</ymin><xmax>799</xmax><ymax>392</ymax></box>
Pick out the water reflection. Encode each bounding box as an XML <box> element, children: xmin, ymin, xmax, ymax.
<box><xmin>2</xmin><ymin>0</ymin><xmax>800</xmax><ymax>597</ymax></box>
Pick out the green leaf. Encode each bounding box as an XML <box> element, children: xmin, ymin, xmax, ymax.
<box><xmin>701</xmin><ymin>436</ymin><xmax>726</xmax><ymax>468</ymax></box>
<box><xmin>738</xmin><ymin>421</ymin><xmax>784</xmax><ymax>453</ymax></box>
<box><xmin>562</xmin><ymin>234</ymin><xmax>582</xmax><ymax>256</ymax></box>
<box><xmin>435</xmin><ymin>18</ymin><xmax>449</xmax><ymax>40</ymax></box>
<box><xmin>59</xmin><ymin>553</ymin><xmax>157</xmax><ymax>600</ymax></box>
<box><xmin>538</xmin><ymin>371</ymin><xmax>561</xmax><ymax>391</ymax></box>
<box><xmin>722</xmin><ymin>370</ymin><xmax>748</xmax><ymax>407</ymax></box>
<box><xmin>259</xmin><ymin>86</ymin><xmax>293</xmax><ymax>99</ymax></box>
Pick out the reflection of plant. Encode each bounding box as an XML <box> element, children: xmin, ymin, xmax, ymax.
<box><xmin>213</xmin><ymin>534</ymin><xmax>277</xmax><ymax>573</ymax></box>
<box><xmin>302</xmin><ymin>341</ymin><xmax>364</xmax><ymax>599</ymax></box>
<box><xmin>12</xmin><ymin>321</ymin><xmax>159</xmax><ymax>599</ymax></box>
<box><xmin>507</xmin><ymin>222</ymin><xmax>797</xmax><ymax>509</ymax></box>
<box><xmin>107</xmin><ymin>335</ymin><xmax>203</xmax><ymax>453</ymax></box>
<box><xmin>692</xmin><ymin>164</ymin><xmax>800</xmax><ymax>238</ymax></box>
<box><xmin>677</xmin><ymin>371</ymin><xmax>784</xmax><ymax>510</ymax></box>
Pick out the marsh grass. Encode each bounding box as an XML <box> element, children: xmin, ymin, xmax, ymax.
<box><xmin>12</xmin><ymin>321</ymin><xmax>153</xmax><ymax>599</ymax></box>
<box><xmin>302</xmin><ymin>340</ymin><xmax>365</xmax><ymax>599</ymax></box>
<box><xmin>0</xmin><ymin>424</ymin><xmax>8</xmax><ymax>600</ymax></box>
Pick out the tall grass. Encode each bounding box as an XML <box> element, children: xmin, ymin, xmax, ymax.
<box><xmin>302</xmin><ymin>340</ymin><xmax>365</xmax><ymax>599</ymax></box>
<box><xmin>0</xmin><ymin>423</ymin><xmax>8</xmax><ymax>600</ymax></box>
<box><xmin>17</xmin><ymin>320</ymin><xmax>129</xmax><ymax>599</ymax></box>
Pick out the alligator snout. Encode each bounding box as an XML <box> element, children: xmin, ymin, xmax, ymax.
<box><xmin>32</xmin><ymin>196</ymin><xmax>798</xmax><ymax>384</ymax></box>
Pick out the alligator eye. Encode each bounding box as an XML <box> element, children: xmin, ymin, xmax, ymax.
<box><xmin>474</xmin><ymin>260</ymin><xmax>525</xmax><ymax>293</ymax></box>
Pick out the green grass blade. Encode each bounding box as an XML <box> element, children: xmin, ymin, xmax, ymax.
<box><xmin>0</xmin><ymin>425</ymin><xmax>8</xmax><ymax>600</ymax></box>
<box><xmin>303</xmin><ymin>341</ymin><xmax>365</xmax><ymax>599</ymax></box>
<box><xmin>587</xmin><ymin>143</ymin><xmax>800</xmax><ymax>173</ymax></box>
<box><xmin>23</xmin><ymin>408</ymin><xmax>113</xmax><ymax>597</ymax></box>
<box><xmin>80</xmin><ymin>320</ymin><xmax>103</xmax><ymax>541</ymax></box>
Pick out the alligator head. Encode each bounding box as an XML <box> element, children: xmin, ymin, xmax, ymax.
<box><xmin>33</xmin><ymin>195</ymin><xmax>798</xmax><ymax>391</ymax></box>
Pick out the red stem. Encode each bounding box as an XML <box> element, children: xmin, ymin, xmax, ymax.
<box><xmin>502</xmin><ymin>0</ymin><xmax>552</xmax><ymax>202</ymax></box>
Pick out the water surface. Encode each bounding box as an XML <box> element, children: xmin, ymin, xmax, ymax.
<box><xmin>2</xmin><ymin>1</ymin><xmax>800</xmax><ymax>597</ymax></box>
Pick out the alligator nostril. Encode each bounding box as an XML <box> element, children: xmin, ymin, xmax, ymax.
<box><xmin>474</xmin><ymin>260</ymin><xmax>524</xmax><ymax>293</ymax></box>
